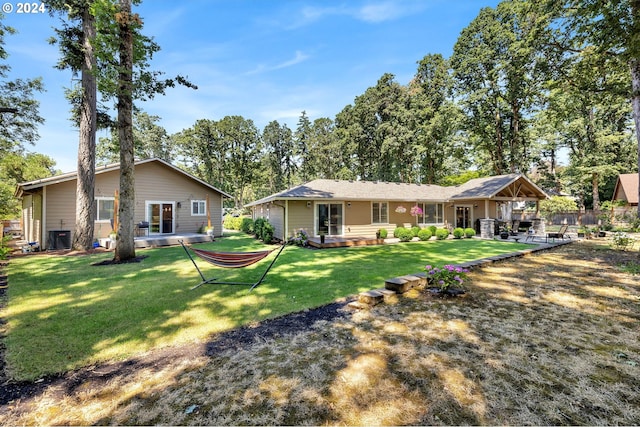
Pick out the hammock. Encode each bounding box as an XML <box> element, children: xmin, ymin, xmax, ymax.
<box><xmin>180</xmin><ymin>240</ymin><xmax>286</xmax><ymax>290</ymax></box>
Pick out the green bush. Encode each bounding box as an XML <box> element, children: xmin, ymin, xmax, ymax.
<box><xmin>223</xmin><ymin>215</ymin><xmax>235</xmax><ymax>230</ymax></box>
<box><xmin>254</xmin><ymin>217</ymin><xmax>266</xmax><ymax>240</ymax></box>
<box><xmin>377</xmin><ymin>228</ymin><xmax>388</xmax><ymax>239</ymax></box>
<box><xmin>428</xmin><ymin>225</ymin><xmax>437</xmax><ymax>236</ymax></box>
<box><xmin>411</xmin><ymin>226</ymin><xmax>421</xmax><ymax>237</ymax></box>
<box><xmin>262</xmin><ymin>222</ymin><xmax>275</xmax><ymax>244</ymax></box>
<box><xmin>417</xmin><ymin>228</ymin><xmax>432</xmax><ymax>241</ymax></box>
<box><xmin>223</xmin><ymin>215</ymin><xmax>248</xmax><ymax>231</ymax></box>
<box><xmin>396</xmin><ymin>227</ymin><xmax>414</xmax><ymax>242</ymax></box>
<box><xmin>435</xmin><ymin>228</ymin><xmax>449</xmax><ymax>240</ymax></box>
<box><xmin>464</xmin><ymin>228</ymin><xmax>476</xmax><ymax>238</ymax></box>
<box><xmin>240</xmin><ymin>217</ymin><xmax>254</xmax><ymax>234</ymax></box>
<box><xmin>393</xmin><ymin>226</ymin><xmax>405</xmax><ymax>238</ymax></box>
<box><xmin>453</xmin><ymin>227</ymin><xmax>465</xmax><ymax>239</ymax></box>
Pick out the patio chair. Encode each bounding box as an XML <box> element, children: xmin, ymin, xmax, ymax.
<box><xmin>546</xmin><ymin>224</ymin><xmax>570</xmax><ymax>243</ymax></box>
<box><xmin>136</xmin><ymin>221</ymin><xmax>149</xmax><ymax>237</ymax></box>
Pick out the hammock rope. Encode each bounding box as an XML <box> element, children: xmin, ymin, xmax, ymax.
<box><xmin>180</xmin><ymin>240</ymin><xmax>286</xmax><ymax>290</ymax></box>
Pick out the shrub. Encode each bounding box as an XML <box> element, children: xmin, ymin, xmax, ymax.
<box><xmin>223</xmin><ymin>215</ymin><xmax>236</xmax><ymax>230</ymax></box>
<box><xmin>417</xmin><ymin>228</ymin><xmax>432</xmax><ymax>241</ymax></box>
<box><xmin>425</xmin><ymin>264</ymin><xmax>470</xmax><ymax>292</ymax></box>
<box><xmin>453</xmin><ymin>227</ymin><xmax>465</xmax><ymax>239</ymax></box>
<box><xmin>464</xmin><ymin>228</ymin><xmax>476</xmax><ymax>238</ymax></box>
<box><xmin>240</xmin><ymin>217</ymin><xmax>254</xmax><ymax>234</ymax></box>
<box><xmin>377</xmin><ymin>228</ymin><xmax>388</xmax><ymax>239</ymax></box>
<box><xmin>393</xmin><ymin>226</ymin><xmax>406</xmax><ymax>238</ymax></box>
<box><xmin>262</xmin><ymin>222</ymin><xmax>274</xmax><ymax>243</ymax></box>
<box><xmin>411</xmin><ymin>226</ymin><xmax>421</xmax><ymax>237</ymax></box>
<box><xmin>435</xmin><ymin>228</ymin><xmax>449</xmax><ymax>240</ymax></box>
<box><xmin>396</xmin><ymin>227</ymin><xmax>414</xmax><ymax>242</ymax></box>
<box><xmin>254</xmin><ymin>217</ymin><xmax>266</xmax><ymax>240</ymax></box>
<box><xmin>290</xmin><ymin>229</ymin><xmax>309</xmax><ymax>247</ymax></box>
<box><xmin>0</xmin><ymin>236</ymin><xmax>11</xmax><ymax>259</ymax></box>
<box><xmin>428</xmin><ymin>225</ymin><xmax>437</xmax><ymax>236</ymax></box>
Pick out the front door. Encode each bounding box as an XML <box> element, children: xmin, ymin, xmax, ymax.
<box><xmin>316</xmin><ymin>203</ymin><xmax>343</xmax><ymax>236</ymax></box>
<box><xmin>147</xmin><ymin>202</ymin><xmax>174</xmax><ymax>234</ymax></box>
<box><xmin>456</xmin><ymin>205</ymin><xmax>472</xmax><ymax>229</ymax></box>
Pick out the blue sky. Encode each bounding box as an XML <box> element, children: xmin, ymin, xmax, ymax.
<box><xmin>3</xmin><ymin>0</ymin><xmax>500</xmax><ymax>172</ymax></box>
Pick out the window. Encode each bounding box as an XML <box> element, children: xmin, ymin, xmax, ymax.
<box><xmin>420</xmin><ymin>203</ymin><xmax>444</xmax><ymax>224</ymax></box>
<box><xmin>372</xmin><ymin>202</ymin><xmax>388</xmax><ymax>224</ymax></box>
<box><xmin>95</xmin><ymin>197</ymin><xmax>114</xmax><ymax>222</ymax></box>
<box><xmin>191</xmin><ymin>200</ymin><xmax>206</xmax><ymax>216</ymax></box>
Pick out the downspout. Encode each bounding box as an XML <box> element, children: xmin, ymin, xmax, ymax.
<box><xmin>285</xmin><ymin>200</ymin><xmax>289</xmax><ymax>241</ymax></box>
<box><xmin>42</xmin><ymin>186</ymin><xmax>47</xmax><ymax>248</ymax></box>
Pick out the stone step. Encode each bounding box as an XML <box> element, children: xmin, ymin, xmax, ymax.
<box><xmin>358</xmin><ymin>290</ymin><xmax>384</xmax><ymax>306</ymax></box>
<box><xmin>347</xmin><ymin>300</ymin><xmax>372</xmax><ymax>310</ymax></box>
<box><xmin>385</xmin><ymin>274</ymin><xmax>423</xmax><ymax>293</ymax></box>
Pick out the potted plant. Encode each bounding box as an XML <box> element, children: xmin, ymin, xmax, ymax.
<box><xmin>499</xmin><ymin>226</ymin><xmax>510</xmax><ymax>239</ymax></box>
<box><xmin>205</xmin><ymin>226</ymin><xmax>214</xmax><ymax>237</ymax></box>
<box><xmin>577</xmin><ymin>225</ymin><xmax>587</xmax><ymax>238</ymax></box>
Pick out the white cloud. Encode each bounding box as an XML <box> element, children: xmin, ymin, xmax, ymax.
<box><xmin>245</xmin><ymin>50</ymin><xmax>310</xmax><ymax>75</ymax></box>
<box><xmin>286</xmin><ymin>1</ymin><xmax>427</xmax><ymax>28</ymax></box>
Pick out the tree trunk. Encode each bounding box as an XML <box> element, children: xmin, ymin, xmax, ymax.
<box><xmin>114</xmin><ymin>0</ymin><xmax>136</xmax><ymax>262</ymax></box>
<box><xmin>72</xmin><ymin>7</ymin><xmax>97</xmax><ymax>251</ymax></box>
<box><xmin>592</xmin><ymin>172</ymin><xmax>600</xmax><ymax>213</ymax></box>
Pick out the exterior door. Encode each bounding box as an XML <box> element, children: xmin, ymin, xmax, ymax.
<box><xmin>456</xmin><ymin>205</ymin><xmax>472</xmax><ymax>229</ymax></box>
<box><xmin>147</xmin><ymin>202</ymin><xmax>174</xmax><ymax>234</ymax></box>
<box><xmin>316</xmin><ymin>203</ymin><xmax>343</xmax><ymax>236</ymax></box>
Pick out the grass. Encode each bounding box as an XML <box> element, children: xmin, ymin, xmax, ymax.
<box><xmin>3</xmin><ymin>232</ymin><xmax>528</xmax><ymax>380</ymax></box>
<box><xmin>1</xmin><ymin>238</ymin><xmax>638</xmax><ymax>425</ymax></box>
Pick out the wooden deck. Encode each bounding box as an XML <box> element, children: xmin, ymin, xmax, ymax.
<box><xmin>307</xmin><ymin>236</ymin><xmax>385</xmax><ymax>249</ymax></box>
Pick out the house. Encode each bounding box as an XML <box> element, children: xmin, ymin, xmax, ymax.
<box><xmin>15</xmin><ymin>158</ymin><xmax>231</xmax><ymax>249</ymax></box>
<box><xmin>246</xmin><ymin>174</ymin><xmax>548</xmax><ymax>241</ymax></box>
<box><xmin>612</xmin><ymin>173</ymin><xmax>638</xmax><ymax>207</ymax></box>
<box><xmin>611</xmin><ymin>173</ymin><xmax>639</xmax><ymax>222</ymax></box>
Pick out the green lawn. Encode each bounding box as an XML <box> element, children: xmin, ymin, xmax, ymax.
<box><xmin>3</xmin><ymin>233</ymin><xmax>529</xmax><ymax>380</ymax></box>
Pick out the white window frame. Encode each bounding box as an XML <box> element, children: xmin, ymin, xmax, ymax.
<box><xmin>95</xmin><ymin>197</ymin><xmax>115</xmax><ymax>222</ymax></box>
<box><xmin>371</xmin><ymin>201</ymin><xmax>389</xmax><ymax>224</ymax></box>
<box><xmin>191</xmin><ymin>200</ymin><xmax>206</xmax><ymax>216</ymax></box>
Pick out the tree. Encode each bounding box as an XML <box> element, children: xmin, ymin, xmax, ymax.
<box><xmin>45</xmin><ymin>0</ymin><xmax>99</xmax><ymax>251</ymax></box>
<box><xmin>335</xmin><ymin>73</ymin><xmax>411</xmax><ymax>181</ymax></box>
<box><xmin>0</xmin><ymin>14</ymin><xmax>48</xmax><ymax>220</ymax></box>
<box><xmin>112</xmin><ymin>0</ymin><xmax>136</xmax><ymax>261</ymax></box>
<box><xmin>262</xmin><ymin>120</ymin><xmax>295</xmax><ymax>193</ymax></box>
<box><xmin>409</xmin><ymin>54</ymin><xmax>463</xmax><ymax>184</ymax></box>
<box><xmin>294</xmin><ymin>111</ymin><xmax>313</xmax><ymax>182</ymax></box>
<box><xmin>48</xmin><ymin>0</ymin><xmax>195</xmax><ymax>259</ymax></box>
<box><xmin>545</xmin><ymin>0</ymin><xmax>640</xmax><ymax>217</ymax></box>
<box><xmin>174</xmin><ymin>119</ymin><xmax>226</xmax><ymax>190</ymax></box>
<box><xmin>0</xmin><ymin>153</ymin><xmax>58</xmax><ymax>219</ymax></box>
<box><xmin>451</xmin><ymin>1</ymin><xmax>552</xmax><ymax>175</ymax></box>
<box><xmin>218</xmin><ymin>115</ymin><xmax>261</xmax><ymax>208</ymax></box>
<box><xmin>0</xmin><ymin>15</ymin><xmax>45</xmax><ymax>155</ymax></box>
<box><xmin>97</xmin><ymin>111</ymin><xmax>174</xmax><ymax>164</ymax></box>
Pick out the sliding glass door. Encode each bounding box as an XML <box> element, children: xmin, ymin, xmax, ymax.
<box><xmin>146</xmin><ymin>202</ymin><xmax>174</xmax><ymax>234</ymax></box>
<box><xmin>316</xmin><ymin>203</ymin><xmax>343</xmax><ymax>236</ymax></box>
